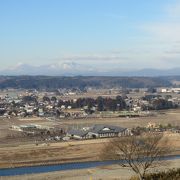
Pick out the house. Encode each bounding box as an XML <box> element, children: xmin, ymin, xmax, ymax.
<box><xmin>67</xmin><ymin>129</ymin><xmax>89</xmax><ymax>139</ymax></box>
<box><xmin>67</xmin><ymin>106</ymin><xmax>72</xmax><ymax>109</ymax></box>
<box><xmin>67</xmin><ymin>124</ymin><xmax>131</xmax><ymax>140</ymax></box>
<box><xmin>61</xmin><ymin>105</ymin><xmax>66</xmax><ymax>109</ymax></box>
<box><xmin>89</xmin><ymin>124</ymin><xmax>131</xmax><ymax>138</ymax></box>
<box><xmin>38</xmin><ymin>108</ymin><xmax>44</xmax><ymax>117</ymax></box>
<box><xmin>161</xmin><ymin>89</ymin><xmax>168</xmax><ymax>93</ymax></box>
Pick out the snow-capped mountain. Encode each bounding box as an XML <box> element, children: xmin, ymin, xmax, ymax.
<box><xmin>0</xmin><ymin>62</ymin><xmax>180</xmax><ymax>76</ymax></box>
<box><xmin>0</xmin><ymin>62</ymin><xmax>97</xmax><ymax>76</ymax></box>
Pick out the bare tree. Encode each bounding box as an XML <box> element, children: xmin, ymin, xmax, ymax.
<box><xmin>100</xmin><ymin>133</ymin><xmax>170</xmax><ymax>180</ymax></box>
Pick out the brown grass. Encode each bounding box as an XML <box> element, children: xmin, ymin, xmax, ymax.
<box><xmin>0</xmin><ymin>134</ymin><xmax>179</xmax><ymax>169</ymax></box>
<box><xmin>0</xmin><ymin>109</ymin><xmax>179</xmax><ymax>169</ymax></box>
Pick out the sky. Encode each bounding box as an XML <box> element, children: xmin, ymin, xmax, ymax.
<box><xmin>0</xmin><ymin>0</ymin><xmax>180</xmax><ymax>72</ymax></box>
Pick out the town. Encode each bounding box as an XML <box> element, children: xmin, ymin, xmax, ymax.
<box><xmin>0</xmin><ymin>87</ymin><xmax>180</xmax><ymax>144</ymax></box>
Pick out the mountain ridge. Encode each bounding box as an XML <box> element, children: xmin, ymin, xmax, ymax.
<box><xmin>1</xmin><ymin>63</ymin><xmax>180</xmax><ymax>76</ymax></box>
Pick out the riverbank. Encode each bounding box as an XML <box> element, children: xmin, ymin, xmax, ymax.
<box><xmin>1</xmin><ymin>159</ymin><xmax>180</xmax><ymax>180</ymax></box>
<box><xmin>1</xmin><ymin>155</ymin><xmax>180</xmax><ymax>177</ymax></box>
<box><xmin>0</xmin><ymin>133</ymin><xmax>180</xmax><ymax>169</ymax></box>
<box><xmin>0</xmin><ymin>139</ymin><xmax>106</xmax><ymax>169</ymax></box>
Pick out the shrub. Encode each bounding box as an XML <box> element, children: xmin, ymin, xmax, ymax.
<box><xmin>130</xmin><ymin>168</ymin><xmax>180</xmax><ymax>180</ymax></box>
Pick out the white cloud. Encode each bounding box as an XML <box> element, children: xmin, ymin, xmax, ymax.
<box><xmin>143</xmin><ymin>22</ymin><xmax>180</xmax><ymax>42</ymax></box>
<box><xmin>139</xmin><ymin>1</ymin><xmax>180</xmax><ymax>68</ymax></box>
<box><xmin>60</xmin><ymin>54</ymin><xmax>130</xmax><ymax>62</ymax></box>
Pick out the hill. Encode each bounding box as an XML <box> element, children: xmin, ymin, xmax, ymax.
<box><xmin>0</xmin><ymin>76</ymin><xmax>176</xmax><ymax>90</ymax></box>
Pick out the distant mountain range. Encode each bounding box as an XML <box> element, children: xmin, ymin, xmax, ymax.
<box><xmin>123</xmin><ymin>68</ymin><xmax>180</xmax><ymax>77</ymax></box>
<box><xmin>0</xmin><ymin>62</ymin><xmax>96</xmax><ymax>76</ymax></box>
<box><xmin>0</xmin><ymin>63</ymin><xmax>180</xmax><ymax>76</ymax></box>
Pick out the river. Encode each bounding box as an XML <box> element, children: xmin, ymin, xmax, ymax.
<box><xmin>0</xmin><ymin>155</ymin><xmax>180</xmax><ymax>176</ymax></box>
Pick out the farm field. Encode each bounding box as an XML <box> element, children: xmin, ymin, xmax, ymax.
<box><xmin>0</xmin><ymin>109</ymin><xmax>179</xmax><ymax>169</ymax></box>
<box><xmin>61</xmin><ymin>109</ymin><xmax>180</xmax><ymax>128</ymax></box>
<box><xmin>1</xmin><ymin>109</ymin><xmax>180</xmax><ymax>141</ymax></box>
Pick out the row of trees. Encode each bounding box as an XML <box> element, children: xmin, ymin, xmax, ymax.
<box><xmin>0</xmin><ymin>76</ymin><xmax>173</xmax><ymax>89</ymax></box>
<box><xmin>21</xmin><ymin>95</ymin><xmax>127</xmax><ymax>112</ymax></box>
<box><xmin>142</xmin><ymin>95</ymin><xmax>177</xmax><ymax>110</ymax></box>
<box><xmin>57</xmin><ymin>96</ymin><xmax>127</xmax><ymax>112</ymax></box>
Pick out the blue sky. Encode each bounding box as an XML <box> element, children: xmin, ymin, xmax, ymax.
<box><xmin>0</xmin><ymin>0</ymin><xmax>180</xmax><ymax>71</ymax></box>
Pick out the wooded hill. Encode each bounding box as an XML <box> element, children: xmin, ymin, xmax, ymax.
<box><xmin>0</xmin><ymin>76</ymin><xmax>178</xmax><ymax>90</ymax></box>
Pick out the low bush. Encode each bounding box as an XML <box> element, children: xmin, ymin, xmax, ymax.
<box><xmin>130</xmin><ymin>168</ymin><xmax>180</xmax><ymax>180</ymax></box>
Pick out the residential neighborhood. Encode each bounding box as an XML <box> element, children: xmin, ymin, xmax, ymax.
<box><xmin>0</xmin><ymin>87</ymin><xmax>180</xmax><ymax>120</ymax></box>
